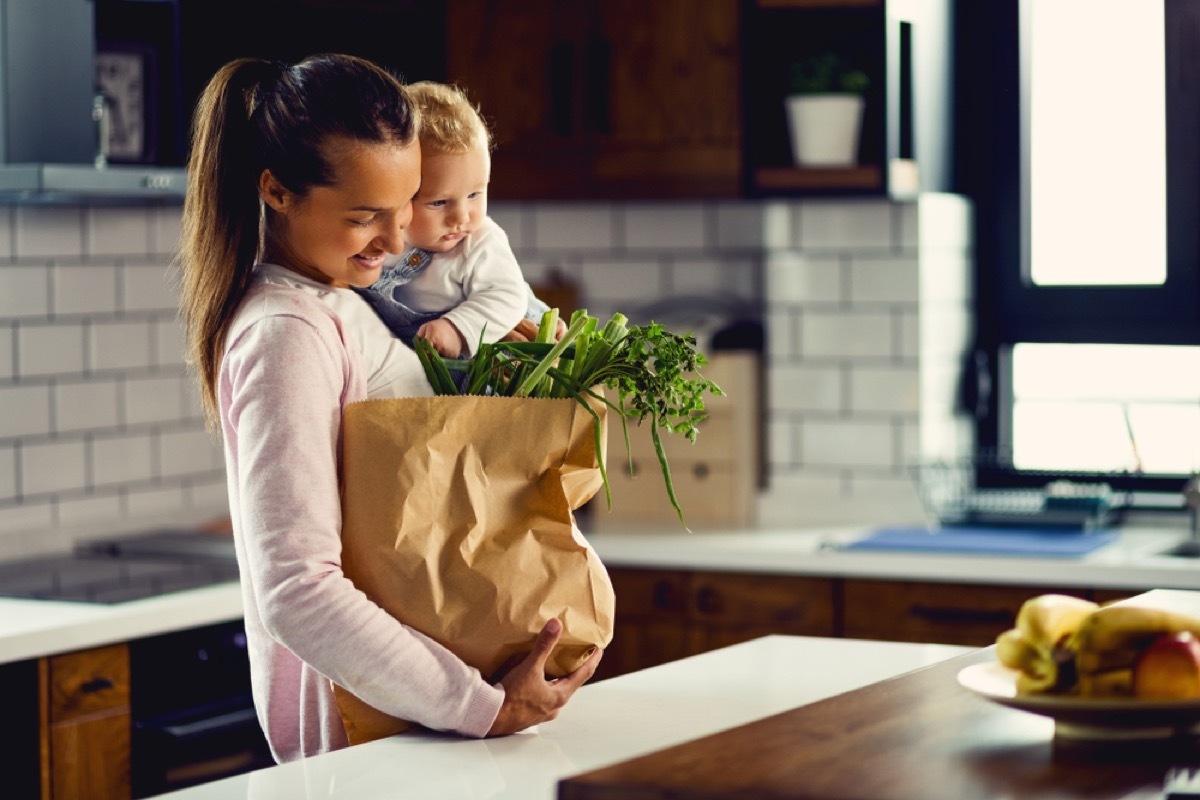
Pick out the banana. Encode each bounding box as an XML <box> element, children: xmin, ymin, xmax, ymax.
<box><xmin>1075</xmin><ymin>668</ymin><xmax>1134</xmax><ymax>698</ymax></box>
<box><xmin>997</xmin><ymin>594</ymin><xmax>1097</xmax><ymax>694</ymax></box>
<box><xmin>1066</xmin><ymin>603</ymin><xmax>1200</xmax><ymax>664</ymax></box>
<box><xmin>1016</xmin><ymin>594</ymin><xmax>1098</xmax><ymax>650</ymax></box>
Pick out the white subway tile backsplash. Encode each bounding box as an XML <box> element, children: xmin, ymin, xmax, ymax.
<box><xmin>14</xmin><ymin>206</ymin><xmax>84</xmax><ymax>258</ymax></box>
<box><xmin>531</xmin><ymin>205</ymin><xmax>617</xmax><ymax>251</ymax></box>
<box><xmin>765</xmin><ymin>310</ymin><xmax>797</xmax><ymax>360</ymax></box>
<box><xmin>0</xmin><ymin>384</ymin><xmax>52</xmax><ymax>438</ymax></box>
<box><xmin>87</xmin><ymin>207</ymin><xmax>151</xmax><ymax>256</ymax></box>
<box><xmin>714</xmin><ymin>202</ymin><xmax>768</xmax><ymax>249</ymax></box>
<box><xmin>799</xmin><ymin>310</ymin><xmax>893</xmax><ymax>359</ymax></box>
<box><xmin>187</xmin><ymin>476</ymin><xmax>231</xmax><ymax>514</ymax></box>
<box><xmin>796</xmin><ymin>200</ymin><xmax>893</xmax><ymax>251</ymax></box>
<box><xmin>0</xmin><ymin>207</ymin><xmax>13</xmax><ymax>258</ymax></box>
<box><xmin>154</xmin><ymin>318</ymin><xmax>186</xmax><ymax>367</ymax></box>
<box><xmin>52</xmin><ymin>263</ymin><xmax>119</xmax><ymax>316</ymax></box>
<box><xmin>122</xmin><ymin>261</ymin><xmax>179</xmax><ymax>312</ymax></box>
<box><xmin>126</xmin><ymin>484</ymin><xmax>191</xmax><ymax>518</ymax></box>
<box><xmin>850</xmin><ymin>366</ymin><xmax>920</xmax><ymax>414</ymax></box>
<box><xmin>487</xmin><ymin>204</ymin><xmax>528</xmax><ymax>251</ymax></box>
<box><xmin>90</xmin><ymin>321</ymin><xmax>153</xmax><ymax>372</ymax></box>
<box><xmin>577</xmin><ymin>259</ymin><xmax>665</xmax><ymax>305</ymax></box>
<box><xmin>0</xmin><ymin>265</ymin><xmax>50</xmax><ymax>318</ymax></box>
<box><xmin>56</xmin><ymin>493</ymin><xmax>124</xmax><ymax>528</ymax></box>
<box><xmin>23</xmin><ymin>439</ymin><xmax>87</xmax><ymax>496</ymax></box>
<box><xmin>124</xmin><ymin>375</ymin><xmax>187</xmax><ymax>425</ymax></box>
<box><xmin>0</xmin><ymin>444</ymin><xmax>14</xmax><ymax>500</ymax></box>
<box><xmin>0</xmin><ymin>326</ymin><xmax>12</xmax><ymax>379</ymax></box>
<box><xmin>621</xmin><ymin>203</ymin><xmax>707</xmax><ymax>251</ymax></box>
<box><xmin>800</xmin><ymin>418</ymin><xmax>895</xmax><ymax>468</ymax></box>
<box><xmin>765</xmin><ymin>417</ymin><xmax>800</xmax><ymax>468</ymax></box>
<box><xmin>766</xmin><ymin>252</ymin><xmax>842</xmax><ymax>304</ymax></box>
<box><xmin>849</xmin><ymin>255</ymin><xmax>920</xmax><ymax>304</ymax></box>
<box><xmin>768</xmin><ymin>364</ymin><xmax>843</xmax><ymax>413</ymax></box>
<box><xmin>159</xmin><ymin>428</ymin><xmax>221</xmax><ymax>477</ymax></box>
<box><xmin>91</xmin><ymin>432</ymin><xmax>155</xmax><ymax>487</ymax></box>
<box><xmin>667</xmin><ymin>257</ymin><xmax>723</xmax><ymax>296</ymax></box>
<box><xmin>0</xmin><ymin>503</ymin><xmax>54</xmax><ymax>536</ymax></box>
<box><xmin>17</xmin><ymin>323</ymin><xmax>86</xmax><ymax>377</ymax></box>
<box><xmin>896</xmin><ymin>310</ymin><xmax>920</xmax><ymax>361</ymax></box>
<box><xmin>150</xmin><ymin>207</ymin><xmax>183</xmax><ymax>256</ymax></box>
<box><xmin>55</xmin><ymin>379</ymin><xmax>120</xmax><ymax>433</ymax></box>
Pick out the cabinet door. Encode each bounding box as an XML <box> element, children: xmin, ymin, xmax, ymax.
<box><xmin>46</xmin><ymin>643</ymin><xmax>132</xmax><ymax>800</ymax></box>
<box><xmin>842</xmin><ymin>580</ymin><xmax>1087</xmax><ymax>647</ymax></box>
<box><xmin>596</xmin><ymin>567</ymin><xmax>691</xmax><ymax>681</ymax></box>
<box><xmin>688</xmin><ymin>572</ymin><xmax>836</xmax><ymax>654</ymax></box>
<box><xmin>590</xmin><ymin>0</ymin><xmax>741</xmax><ymax>198</ymax></box>
<box><xmin>445</xmin><ymin>0</ymin><xmax>741</xmax><ymax>200</ymax></box>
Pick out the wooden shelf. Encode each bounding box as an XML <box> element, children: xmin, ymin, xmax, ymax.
<box><xmin>752</xmin><ymin>164</ymin><xmax>883</xmax><ymax>191</ymax></box>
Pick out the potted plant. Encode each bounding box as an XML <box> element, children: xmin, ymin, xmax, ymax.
<box><xmin>784</xmin><ymin>52</ymin><xmax>870</xmax><ymax>167</ymax></box>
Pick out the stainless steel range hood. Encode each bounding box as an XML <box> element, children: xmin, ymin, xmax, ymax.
<box><xmin>0</xmin><ymin>163</ymin><xmax>187</xmax><ymax>204</ymax></box>
<box><xmin>0</xmin><ymin>0</ymin><xmax>187</xmax><ymax>203</ymax></box>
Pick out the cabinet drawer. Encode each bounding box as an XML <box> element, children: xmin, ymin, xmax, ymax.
<box><xmin>49</xmin><ymin>643</ymin><xmax>130</xmax><ymax>723</ymax></box>
<box><xmin>691</xmin><ymin>572</ymin><xmax>835</xmax><ymax>635</ymax></box>
<box><xmin>609</xmin><ymin>567</ymin><xmax>689</xmax><ymax>621</ymax></box>
<box><xmin>842</xmin><ymin>580</ymin><xmax>1087</xmax><ymax>647</ymax></box>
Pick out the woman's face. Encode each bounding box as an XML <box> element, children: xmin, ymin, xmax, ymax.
<box><xmin>261</xmin><ymin>137</ymin><xmax>421</xmax><ymax>289</ymax></box>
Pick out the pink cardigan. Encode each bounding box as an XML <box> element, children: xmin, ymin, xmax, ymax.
<box><xmin>218</xmin><ymin>280</ymin><xmax>503</xmax><ymax>763</ymax></box>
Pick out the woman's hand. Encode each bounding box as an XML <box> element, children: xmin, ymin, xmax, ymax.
<box><xmin>487</xmin><ymin>618</ymin><xmax>603</xmax><ymax>736</ymax></box>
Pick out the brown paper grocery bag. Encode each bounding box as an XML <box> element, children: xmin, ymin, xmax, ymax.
<box><xmin>332</xmin><ymin>394</ymin><xmax>615</xmax><ymax>745</ymax></box>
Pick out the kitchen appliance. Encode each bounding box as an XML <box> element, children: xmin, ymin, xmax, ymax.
<box><xmin>0</xmin><ymin>529</ymin><xmax>238</xmax><ymax>603</ymax></box>
<box><xmin>129</xmin><ymin>620</ymin><xmax>273</xmax><ymax>798</ymax></box>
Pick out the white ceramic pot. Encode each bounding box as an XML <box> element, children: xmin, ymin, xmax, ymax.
<box><xmin>784</xmin><ymin>94</ymin><xmax>865</xmax><ymax>167</ymax></box>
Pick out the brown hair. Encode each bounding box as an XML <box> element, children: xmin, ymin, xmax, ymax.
<box><xmin>406</xmin><ymin>81</ymin><xmax>492</xmax><ymax>155</ymax></box>
<box><xmin>177</xmin><ymin>53</ymin><xmax>418</xmax><ymax>430</ymax></box>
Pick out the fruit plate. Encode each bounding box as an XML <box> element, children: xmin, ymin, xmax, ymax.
<box><xmin>957</xmin><ymin>662</ymin><xmax>1200</xmax><ymax>740</ymax></box>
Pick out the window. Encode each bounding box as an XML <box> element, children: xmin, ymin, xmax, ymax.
<box><xmin>956</xmin><ymin>0</ymin><xmax>1200</xmax><ymax>492</ymax></box>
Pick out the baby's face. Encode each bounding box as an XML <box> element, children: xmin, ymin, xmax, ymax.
<box><xmin>407</xmin><ymin>143</ymin><xmax>490</xmax><ymax>253</ymax></box>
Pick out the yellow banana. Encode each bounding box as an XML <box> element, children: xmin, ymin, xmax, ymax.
<box><xmin>1076</xmin><ymin>668</ymin><xmax>1134</xmax><ymax>698</ymax></box>
<box><xmin>1016</xmin><ymin>594</ymin><xmax>1098</xmax><ymax>650</ymax></box>
<box><xmin>1067</xmin><ymin>603</ymin><xmax>1200</xmax><ymax>661</ymax></box>
<box><xmin>997</xmin><ymin>594</ymin><xmax>1097</xmax><ymax>694</ymax></box>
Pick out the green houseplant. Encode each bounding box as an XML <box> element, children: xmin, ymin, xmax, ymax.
<box><xmin>785</xmin><ymin>52</ymin><xmax>869</xmax><ymax>167</ymax></box>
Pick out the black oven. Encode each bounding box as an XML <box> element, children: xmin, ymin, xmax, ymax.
<box><xmin>130</xmin><ymin>621</ymin><xmax>274</xmax><ymax>798</ymax></box>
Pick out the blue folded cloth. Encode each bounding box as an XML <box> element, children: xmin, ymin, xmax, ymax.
<box><xmin>840</xmin><ymin>526</ymin><xmax>1119</xmax><ymax>557</ymax></box>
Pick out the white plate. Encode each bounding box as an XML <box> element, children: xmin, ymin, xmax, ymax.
<box><xmin>957</xmin><ymin>661</ymin><xmax>1200</xmax><ymax>740</ymax></box>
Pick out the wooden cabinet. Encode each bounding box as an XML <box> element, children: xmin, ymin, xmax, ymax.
<box><xmin>42</xmin><ymin>643</ymin><xmax>132</xmax><ymax>800</ymax></box>
<box><xmin>596</xmin><ymin>566</ymin><xmax>835</xmax><ymax>680</ymax></box>
<box><xmin>841</xmin><ymin>579</ymin><xmax>1090</xmax><ymax>647</ymax></box>
<box><xmin>445</xmin><ymin>0</ymin><xmax>741</xmax><ymax>200</ymax></box>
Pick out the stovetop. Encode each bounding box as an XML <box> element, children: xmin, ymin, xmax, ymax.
<box><xmin>0</xmin><ymin>530</ymin><xmax>239</xmax><ymax>604</ymax></box>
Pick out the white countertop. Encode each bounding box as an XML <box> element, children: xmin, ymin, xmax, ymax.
<box><xmin>151</xmin><ymin>635</ymin><xmax>973</xmax><ymax>800</ymax></box>
<box><xmin>2</xmin><ymin>523</ymin><xmax>1197</xmax><ymax>665</ymax></box>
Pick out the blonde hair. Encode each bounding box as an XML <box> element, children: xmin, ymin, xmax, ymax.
<box><xmin>178</xmin><ymin>54</ymin><xmax>417</xmax><ymax>431</ymax></box>
<box><xmin>407</xmin><ymin>81</ymin><xmax>492</xmax><ymax>155</ymax></box>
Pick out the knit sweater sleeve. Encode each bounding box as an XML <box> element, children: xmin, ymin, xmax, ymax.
<box><xmin>221</xmin><ymin>301</ymin><xmax>503</xmax><ymax>737</ymax></box>
<box><xmin>441</xmin><ymin>219</ymin><xmax>528</xmax><ymax>354</ymax></box>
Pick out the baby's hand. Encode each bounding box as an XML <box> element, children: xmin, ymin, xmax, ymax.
<box><xmin>417</xmin><ymin>318</ymin><xmax>467</xmax><ymax>358</ymax></box>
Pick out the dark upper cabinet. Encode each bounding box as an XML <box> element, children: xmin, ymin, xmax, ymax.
<box><xmin>446</xmin><ymin>0</ymin><xmax>743</xmax><ymax>200</ymax></box>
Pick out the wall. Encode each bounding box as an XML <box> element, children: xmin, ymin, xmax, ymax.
<box><xmin>0</xmin><ymin>195</ymin><xmax>971</xmax><ymax>558</ymax></box>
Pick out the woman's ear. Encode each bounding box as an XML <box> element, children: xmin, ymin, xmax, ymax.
<box><xmin>259</xmin><ymin>170</ymin><xmax>292</xmax><ymax>213</ymax></box>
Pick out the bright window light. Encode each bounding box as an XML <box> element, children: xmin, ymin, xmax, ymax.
<box><xmin>1012</xmin><ymin>344</ymin><xmax>1200</xmax><ymax>474</ymax></box>
<box><xmin>1027</xmin><ymin>0</ymin><xmax>1166</xmax><ymax>286</ymax></box>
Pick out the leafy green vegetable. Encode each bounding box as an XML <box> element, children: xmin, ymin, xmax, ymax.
<box><xmin>415</xmin><ymin>310</ymin><xmax>724</xmax><ymax>529</ymax></box>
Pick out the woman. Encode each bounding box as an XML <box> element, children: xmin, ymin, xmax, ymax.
<box><xmin>177</xmin><ymin>53</ymin><xmax>600</xmax><ymax>763</ymax></box>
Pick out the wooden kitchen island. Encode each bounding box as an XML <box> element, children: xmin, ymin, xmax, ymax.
<box><xmin>559</xmin><ymin>647</ymin><xmax>1197</xmax><ymax>800</ymax></box>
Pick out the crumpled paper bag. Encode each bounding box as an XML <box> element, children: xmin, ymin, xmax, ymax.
<box><xmin>332</xmin><ymin>394</ymin><xmax>615</xmax><ymax>744</ymax></box>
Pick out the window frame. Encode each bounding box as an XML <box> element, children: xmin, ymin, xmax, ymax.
<box><xmin>955</xmin><ymin>0</ymin><xmax>1200</xmax><ymax>495</ymax></box>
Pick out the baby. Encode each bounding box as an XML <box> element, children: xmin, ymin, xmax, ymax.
<box><xmin>356</xmin><ymin>81</ymin><xmax>552</xmax><ymax>358</ymax></box>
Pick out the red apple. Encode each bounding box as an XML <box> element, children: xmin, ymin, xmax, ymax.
<box><xmin>1132</xmin><ymin>631</ymin><xmax>1200</xmax><ymax>700</ymax></box>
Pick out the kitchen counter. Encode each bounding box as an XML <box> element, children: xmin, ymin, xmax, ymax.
<box><xmin>0</xmin><ymin>581</ymin><xmax>241</xmax><ymax>665</ymax></box>
<box><xmin>151</xmin><ymin>635</ymin><xmax>973</xmax><ymax>800</ymax></box>
<box><xmin>584</xmin><ymin>524</ymin><xmax>1200</xmax><ymax>590</ymax></box>
<box><xmin>3</xmin><ymin>523</ymin><xmax>1197</xmax><ymax>666</ymax></box>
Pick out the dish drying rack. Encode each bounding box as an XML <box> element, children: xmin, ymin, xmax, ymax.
<box><xmin>912</xmin><ymin>458</ymin><xmax>1126</xmax><ymax>531</ymax></box>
